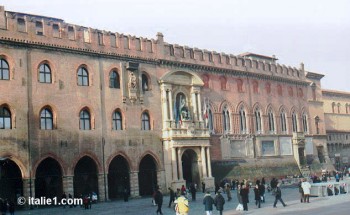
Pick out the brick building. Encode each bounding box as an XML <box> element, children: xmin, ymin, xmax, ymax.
<box><xmin>0</xmin><ymin>5</ymin><xmax>344</xmax><ymax>202</ymax></box>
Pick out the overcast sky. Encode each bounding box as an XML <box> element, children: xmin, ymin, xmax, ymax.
<box><xmin>2</xmin><ymin>0</ymin><xmax>349</xmax><ymax>91</ymax></box>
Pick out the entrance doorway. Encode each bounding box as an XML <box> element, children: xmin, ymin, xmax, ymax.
<box><xmin>35</xmin><ymin>158</ymin><xmax>63</xmax><ymax>198</ymax></box>
<box><xmin>0</xmin><ymin>159</ymin><xmax>23</xmax><ymax>201</ymax></box>
<box><xmin>138</xmin><ymin>155</ymin><xmax>157</xmax><ymax>196</ymax></box>
<box><xmin>74</xmin><ymin>156</ymin><xmax>98</xmax><ymax>198</ymax></box>
<box><xmin>182</xmin><ymin>149</ymin><xmax>199</xmax><ymax>188</ymax></box>
<box><xmin>298</xmin><ymin>147</ymin><xmax>305</xmax><ymax>165</ymax></box>
<box><xmin>108</xmin><ymin>156</ymin><xmax>130</xmax><ymax>199</ymax></box>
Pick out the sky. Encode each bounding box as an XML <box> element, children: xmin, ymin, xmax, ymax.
<box><xmin>1</xmin><ymin>0</ymin><xmax>349</xmax><ymax>91</ymax></box>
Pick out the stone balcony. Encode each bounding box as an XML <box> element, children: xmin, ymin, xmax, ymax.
<box><xmin>162</xmin><ymin>120</ymin><xmax>210</xmax><ymax>139</ymax></box>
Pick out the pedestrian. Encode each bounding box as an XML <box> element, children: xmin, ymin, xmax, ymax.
<box><xmin>174</xmin><ymin>191</ymin><xmax>189</xmax><ymax>215</ymax></box>
<box><xmin>301</xmin><ymin>178</ymin><xmax>311</xmax><ymax>203</ymax></box>
<box><xmin>240</xmin><ymin>184</ymin><xmax>249</xmax><ymax>211</ymax></box>
<box><xmin>236</xmin><ymin>184</ymin><xmax>243</xmax><ymax>211</ymax></box>
<box><xmin>181</xmin><ymin>185</ymin><xmax>187</xmax><ymax>196</ymax></box>
<box><xmin>231</xmin><ymin>179</ymin><xmax>236</xmax><ymax>190</ymax></box>
<box><xmin>254</xmin><ymin>184</ymin><xmax>261</xmax><ymax>208</ymax></box>
<box><xmin>214</xmin><ymin>189</ymin><xmax>225</xmax><ymax>215</ymax></box>
<box><xmin>202</xmin><ymin>181</ymin><xmax>206</xmax><ymax>193</ymax></box>
<box><xmin>335</xmin><ymin>172</ymin><xmax>340</xmax><ymax>182</ymax></box>
<box><xmin>298</xmin><ymin>179</ymin><xmax>304</xmax><ymax>203</ymax></box>
<box><xmin>273</xmin><ymin>183</ymin><xmax>287</xmax><ymax>208</ymax></box>
<box><xmin>202</xmin><ymin>191</ymin><xmax>214</xmax><ymax>215</ymax></box>
<box><xmin>88</xmin><ymin>193</ymin><xmax>92</xmax><ymax>209</ymax></box>
<box><xmin>155</xmin><ymin>188</ymin><xmax>163</xmax><ymax>215</ymax></box>
<box><xmin>168</xmin><ymin>187</ymin><xmax>175</xmax><ymax>208</ymax></box>
<box><xmin>83</xmin><ymin>195</ymin><xmax>89</xmax><ymax>210</ymax></box>
<box><xmin>62</xmin><ymin>192</ymin><xmax>67</xmax><ymax>208</ymax></box>
<box><xmin>225</xmin><ymin>184</ymin><xmax>232</xmax><ymax>201</ymax></box>
<box><xmin>258</xmin><ymin>180</ymin><xmax>265</xmax><ymax>203</ymax></box>
<box><xmin>123</xmin><ymin>187</ymin><xmax>129</xmax><ymax>202</ymax></box>
<box><xmin>215</xmin><ymin>183</ymin><xmax>220</xmax><ymax>194</ymax></box>
<box><xmin>190</xmin><ymin>183</ymin><xmax>196</xmax><ymax>201</ymax></box>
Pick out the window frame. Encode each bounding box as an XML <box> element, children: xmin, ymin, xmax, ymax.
<box><xmin>141</xmin><ymin>112</ymin><xmax>150</xmax><ymax>130</ymax></box>
<box><xmin>40</xmin><ymin>108</ymin><xmax>53</xmax><ymax>130</ymax></box>
<box><xmin>0</xmin><ymin>58</ymin><xmax>10</xmax><ymax>80</ymax></box>
<box><xmin>79</xmin><ymin>109</ymin><xmax>91</xmax><ymax>130</ymax></box>
<box><xmin>0</xmin><ymin>106</ymin><xmax>11</xmax><ymax>129</ymax></box>
<box><xmin>39</xmin><ymin>63</ymin><xmax>52</xmax><ymax>83</ymax></box>
<box><xmin>112</xmin><ymin>110</ymin><xmax>123</xmax><ymax>130</ymax></box>
<box><xmin>77</xmin><ymin>67</ymin><xmax>89</xmax><ymax>86</ymax></box>
<box><xmin>109</xmin><ymin>70</ymin><xmax>120</xmax><ymax>89</ymax></box>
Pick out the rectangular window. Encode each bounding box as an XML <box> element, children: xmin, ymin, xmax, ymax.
<box><xmin>17</xmin><ymin>18</ymin><xmax>26</xmax><ymax>32</ymax></box>
<box><xmin>262</xmin><ymin>141</ymin><xmax>275</xmax><ymax>156</ymax></box>
<box><xmin>98</xmin><ymin>32</ymin><xmax>104</xmax><ymax>45</ymax></box>
<box><xmin>52</xmin><ymin>23</ymin><xmax>60</xmax><ymax>38</ymax></box>
<box><xmin>36</xmin><ymin>21</ymin><xmax>43</xmax><ymax>35</ymax></box>
<box><xmin>68</xmin><ymin>26</ymin><xmax>75</xmax><ymax>40</ymax></box>
<box><xmin>110</xmin><ymin>34</ymin><xmax>116</xmax><ymax>47</ymax></box>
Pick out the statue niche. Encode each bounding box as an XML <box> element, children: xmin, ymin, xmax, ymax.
<box><xmin>128</xmin><ymin>71</ymin><xmax>138</xmax><ymax>103</ymax></box>
<box><xmin>174</xmin><ymin>93</ymin><xmax>191</xmax><ymax>122</ymax></box>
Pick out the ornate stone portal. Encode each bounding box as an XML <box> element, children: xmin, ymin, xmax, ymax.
<box><xmin>160</xmin><ymin>70</ymin><xmax>215</xmax><ymax>190</ymax></box>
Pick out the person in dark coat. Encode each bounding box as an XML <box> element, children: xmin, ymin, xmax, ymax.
<box><xmin>258</xmin><ymin>180</ymin><xmax>265</xmax><ymax>203</ymax></box>
<box><xmin>123</xmin><ymin>187</ymin><xmax>129</xmax><ymax>202</ymax></box>
<box><xmin>203</xmin><ymin>191</ymin><xmax>214</xmax><ymax>215</ymax></box>
<box><xmin>298</xmin><ymin>179</ymin><xmax>304</xmax><ymax>203</ymax></box>
<box><xmin>273</xmin><ymin>183</ymin><xmax>287</xmax><ymax>208</ymax></box>
<box><xmin>214</xmin><ymin>189</ymin><xmax>225</xmax><ymax>215</ymax></box>
<box><xmin>190</xmin><ymin>183</ymin><xmax>196</xmax><ymax>201</ymax></box>
<box><xmin>168</xmin><ymin>187</ymin><xmax>175</xmax><ymax>208</ymax></box>
<box><xmin>240</xmin><ymin>184</ymin><xmax>249</xmax><ymax>211</ymax></box>
<box><xmin>154</xmin><ymin>189</ymin><xmax>163</xmax><ymax>215</ymax></box>
<box><xmin>202</xmin><ymin>181</ymin><xmax>206</xmax><ymax>193</ymax></box>
<box><xmin>254</xmin><ymin>184</ymin><xmax>261</xmax><ymax>208</ymax></box>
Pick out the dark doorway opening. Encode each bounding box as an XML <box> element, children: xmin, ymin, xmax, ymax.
<box><xmin>0</xmin><ymin>159</ymin><xmax>23</xmax><ymax>201</ymax></box>
<box><xmin>35</xmin><ymin>158</ymin><xmax>63</xmax><ymax>199</ymax></box>
<box><xmin>138</xmin><ymin>155</ymin><xmax>157</xmax><ymax>196</ymax></box>
<box><xmin>74</xmin><ymin>156</ymin><xmax>98</xmax><ymax>199</ymax></box>
<box><xmin>108</xmin><ymin>156</ymin><xmax>130</xmax><ymax>199</ymax></box>
<box><xmin>182</xmin><ymin>149</ymin><xmax>199</xmax><ymax>188</ymax></box>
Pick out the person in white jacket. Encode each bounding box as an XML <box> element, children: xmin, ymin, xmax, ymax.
<box><xmin>301</xmin><ymin>179</ymin><xmax>311</xmax><ymax>203</ymax></box>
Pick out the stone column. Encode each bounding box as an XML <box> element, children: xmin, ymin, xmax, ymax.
<box><xmin>62</xmin><ymin>175</ymin><xmax>74</xmax><ymax>195</ymax></box>
<box><xmin>98</xmin><ymin>173</ymin><xmax>107</xmax><ymax>201</ymax></box>
<box><xmin>22</xmin><ymin>178</ymin><xmax>35</xmax><ymax>200</ymax></box>
<box><xmin>191</xmin><ymin>92</ymin><xmax>197</xmax><ymax>121</ymax></box>
<box><xmin>130</xmin><ymin>171</ymin><xmax>140</xmax><ymax>197</ymax></box>
<box><xmin>169</xmin><ymin>89</ymin><xmax>174</xmax><ymax>121</ymax></box>
<box><xmin>206</xmin><ymin>147</ymin><xmax>212</xmax><ymax>177</ymax></box>
<box><xmin>177</xmin><ymin>148</ymin><xmax>183</xmax><ymax>180</ymax></box>
<box><xmin>197</xmin><ymin>93</ymin><xmax>203</xmax><ymax>122</ymax></box>
<box><xmin>201</xmin><ymin>146</ymin><xmax>208</xmax><ymax>178</ymax></box>
<box><xmin>161</xmin><ymin>87</ymin><xmax>168</xmax><ymax>128</ymax></box>
<box><xmin>172</xmin><ymin>147</ymin><xmax>178</xmax><ymax>180</ymax></box>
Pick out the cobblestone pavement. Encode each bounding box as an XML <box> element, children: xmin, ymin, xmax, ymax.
<box><xmin>15</xmin><ymin>185</ymin><xmax>350</xmax><ymax>215</ymax></box>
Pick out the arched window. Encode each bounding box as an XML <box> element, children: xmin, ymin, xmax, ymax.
<box><xmin>0</xmin><ymin>106</ymin><xmax>11</xmax><ymax>129</ymax></box>
<box><xmin>141</xmin><ymin>112</ymin><xmax>150</xmax><ymax>130</ymax></box>
<box><xmin>142</xmin><ymin>74</ymin><xmax>149</xmax><ymax>91</ymax></box>
<box><xmin>79</xmin><ymin>109</ymin><xmax>91</xmax><ymax>130</ymax></box>
<box><xmin>302</xmin><ymin>112</ymin><xmax>308</xmax><ymax>133</ymax></box>
<box><xmin>222</xmin><ymin>106</ymin><xmax>230</xmax><ymax>133</ymax></box>
<box><xmin>109</xmin><ymin>70</ymin><xmax>120</xmax><ymax>88</ymax></box>
<box><xmin>112</xmin><ymin>110</ymin><xmax>122</xmax><ymax>130</ymax></box>
<box><xmin>208</xmin><ymin>109</ymin><xmax>214</xmax><ymax>132</ymax></box>
<box><xmin>40</xmin><ymin>108</ymin><xmax>53</xmax><ymax>130</ymax></box>
<box><xmin>254</xmin><ymin>108</ymin><xmax>262</xmax><ymax>134</ymax></box>
<box><xmin>280</xmin><ymin>110</ymin><xmax>287</xmax><ymax>133</ymax></box>
<box><xmin>39</xmin><ymin>63</ymin><xmax>52</xmax><ymax>83</ymax></box>
<box><xmin>268</xmin><ymin>109</ymin><xmax>275</xmax><ymax>133</ymax></box>
<box><xmin>253</xmin><ymin>81</ymin><xmax>259</xmax><ymax>94</ymax></box>
<box><xmin>292</xmin><ymin>111</ymin><xmax>298</xmax><ymax>132</ymax></box>
<box><xmin>202</xmin><ymin>75</ymin><xmax>209</xmax><ymax>88</ymax></box>
<box><xmin>237</xmin><ymin>79</ymin><xmax>243</xmax><ymax>92</ymax></box>
<box><xmin>265</xmin><ymin>82</ymin><xmax>271</xmax><ymax>94</ymax></box>
<box><xmin>0</xmin><ymin>58</ymin><xmax>10</xmax><ymax>80</ymax></box>
<box><xmin>239</xmin><ymin>106</ymin><xmax>247</xmax><ymax>133</ymax></box>
<box><xmin>77</xmin><ymin>67</ymin><xmax>89</xmax><ymax>86</ymax></box>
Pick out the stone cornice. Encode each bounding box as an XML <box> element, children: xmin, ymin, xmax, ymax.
<box><xmin>306</xmin><ymin>71</ymin><xmax>325</xmax><ymax>80</ymax></box>
<box><xmin>159</xmin><ymin>59</ymin><xmax>310</xmax><ymax>86</ymax></box>
<box><xmin>322</xmin><ymin>89</ymin><xmax>350</xmax><ymax>99</ymax></box>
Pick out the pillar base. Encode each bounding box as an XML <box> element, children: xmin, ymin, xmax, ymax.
<box><xmin>202</xmin><ymin>177</ymin><xmax>215</xmax><ymax>191</ymax></box>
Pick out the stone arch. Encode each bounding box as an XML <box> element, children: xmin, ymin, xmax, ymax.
<box><xmin>141</xmin><ymin>71</ymin><xmax>152</xmax><ymax>91</ymax></box>
<box><xmin>72</xmin><ymin>152</ymin><xmax>102</xmax><ymax>173</ymax></box>
<box><xmin>289</xmin><ymin>106</ymin><xmax>300</xmax><ymax>117</ymax></box>
<box><xmin>219</xmin><ymin>100</ymin><xmax>235</xmax><ymax>113</ymax></box>
<box><xmin>236</xmin><ymin>101</ymin><xmax>251</xmax><ymax>114</ymax></box>
<box><xmin>106</xmin><ymin>151</ymin><xmax>133</xmax><ymax>171</ymax></box>
<box><xmin>181</xmin><ymin>148</ymin><xmax>200</xmax><ymax>187</ymax></box>
<box><xmin>252</xmin><ymin>102</ymin><xmax>263</xmax><ymax>112</ymax></box>
<box><xmin>138</xmin><ymin>153</ymin><xmax>160</xmax><ymax>196</ymax></box>
<box><xmin>0</xmin><ymin>153</ymin><xmax>27</xmax><ymax>178</ymax></box>
<box><xmin>265</xmin><ymin>104</ymin><xmax>276</xmax><ymax>115</ymax></box>
<box><xmin>107</xmin><ymin>153</ymin><xmax>131</xmax><ymax>199</ymax></box>
<box><xmin>32</xmin><ymin>153</ymin><xmax>67</xmax><ymax>177</ymax></box>
<box><xmin>0</xmin><ymin>157</ymin><xmax>24</xmax><ymax>201</ymax></box>
<box><xmin>207</xmin><ymin>99</ymin><xmax>218</xmax><ymax>112</ymax></box>
<box><xmin>138</xmin><ymin>151</ymin><xmax>161</xmax><ymax>170</ymax></box>
<box><xmin>159</xmin><ymin>70</ymin><xmax>204</xmax><ymax>87</ymax></box>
